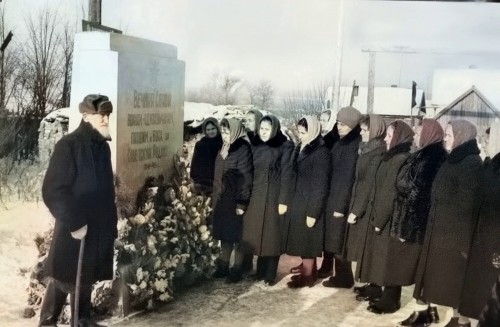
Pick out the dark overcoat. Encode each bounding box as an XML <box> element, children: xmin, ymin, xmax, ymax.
<box><xmin>42</xmin><ymin>121</ymin><xmax>117</xmax><ymax>285</ymax></box>
<box><xmin>190</xmin><ymin>135</ymin><xmax>223</xmax><ymax>194</ymax></box>
<box><xmin>212</xmin><ymin>138</ymin><xmax>253</xmax><ymax>244</ymax></box>
<box><xmin>324</xmin><ymin>126</ymin><xmax>361</xmax><ymax>254</ymax></box>
<box><xmin>392</xmin><ymin>142</ymin><xmax>448</xmax><ymax>243</ymax></box>
<box><xmin>460</xmin><ymin>153</ymin><xmax>500</xmax><ymax>319</ymax></box>
<box><xmin>241</xmin><ymin>133</ymin><xmax>294</xmax><ymax>256</ymax></box>
<box><xmin>413</xmin><ymin>139</ymin><xmax>483</xmax><ymax>308</ymax></box>
<box><xmin>356</xmin><ymin>142</ymin><xmax>411</xmax><ymax>285</ymax></box>
<box><xmin>282</xmin><ymin>137</ymin><xmax>330</xmax><ymax>258</ymax></box>
<box><xmin>344</xmin><ymin>139</ymin><xmax>385</xmax><ymax>262</ymax></box>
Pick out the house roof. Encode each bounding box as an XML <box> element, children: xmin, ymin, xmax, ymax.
<box><xmin>434</xmin><ymin>86</ymin><xmax>500</xmax><ymax>120</ymax></box>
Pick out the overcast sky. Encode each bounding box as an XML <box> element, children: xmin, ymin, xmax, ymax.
<box><xmin>4</xmin><ymin>0</ymin><xmax>500</xmax><ymax>94</ymax></box>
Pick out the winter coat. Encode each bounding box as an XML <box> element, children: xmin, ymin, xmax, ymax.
<box><xmin>460</xmin><ymin>153</ymin><xmax>500</xmax><ymax>320</ymax></box>
<box><xmin>241</xmin><ymin>133</ymin><xmax>294</xmax><ymax>256</ymax></box>
<box><xmin>324</xmin><ymin>126</ymin><xmax>362</xmax><ymax>254</ymax></box>
<box><xmin>323</xmin><ymin>123</ymin><xmax>340</xmax><ymax>150</ymax></box>
<box><xmin>282</xmin><ymin>137</ymin><xmax>331</xmax><ymax>258</ymax></box>
<box><xmin>212</xmin><ymin>138</ymin><xmax>253</xmax><ymax>244</ymax></box>
<box><xmin>42</xmin><ymin>121</ymin><xmax>117</xmax><ymax>285</ymax></box>
<box><xmin>356</xmin><ymin>142</ymin><xmax>412</xmax><ymax>285</ymax></box>
<box><xmin>413</xmin><ymin>139</ymin><xmax>483</xmax><ymax>308</ymax></box>
<box><xmin>190</xmin><ymin>135</ymin><xmax>223</xmax><ymax>194</ymax></box>
<box><xmin>392</xmin><ymin>142</ymin><xmax>448</xmax><ymax>244</ymax></box>
<box><xmin>344</xmin><ymin>139</ymin><xmax>386</xmax><ymax>262</ymax></box>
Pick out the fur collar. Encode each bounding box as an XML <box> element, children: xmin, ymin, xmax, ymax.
<box><xmin>359</xmin><ymin>138</ymin><xmax>385</xmax><ymax>155</ymax></box>
<box><xmin>488</xmin><ymin>152</ymin><xmax>500</xmax><ymax>174</ymax></box>
<box><xmin>74</xmin><ymin>120</ymin><xmax>108</xmax><ymax>143</ymax></box>
<box><xmin>383</xmin><ymin>142</ymin><xmax>412</xmax><ymax>161</ymax></box>
<box><xmin>448</xmin><ymin>139</ymin><xmax>480</xmax><ymax>164</ymax></box>
<box><xmin>338</xmin><ymin>125</ymin><xmax>361</xmax><ymax>145</ymax></box>
<box><xmin>295</xmin><ymin>136</ymin><xmax>324</xmax><ymax>162</ymax></box>
<box><xmin>251</xmin><ymin>130</ymin><xmax>288</xmax><ymax>148</ymax></box>
<box><xmin>228</xmin><ymin>137</ymin><xmax>248</xmax><ymax>153</ymax></box>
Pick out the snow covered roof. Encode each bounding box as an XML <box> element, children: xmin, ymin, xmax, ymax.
<box><xmin>184</xmin><ymin>102</ymin><xmax>271</xmax><ymax>127</ymax></box>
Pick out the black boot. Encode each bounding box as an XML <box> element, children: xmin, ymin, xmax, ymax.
<box><xmin>213</xmin><ymin>261</ymin><xmax>230</xmax><ymax>278</ymax></box>
<box><xmin>322</xmin><ymin>258</ymin><xmax>354</xmax><ymax>288</ymax></box>
<box><xmin>353</xmin><ymin>283</ymin><xmax>369</xmax><ymax>294</ymax></box>
<box><xmin>248</xmin><ymin>256</ymin><xmax>266</xmax><ymax>281</ymax></box>
<box><xmin>241</xmin><ymin>254</ymin><xmax>254</xmax><ymax>274</ymax></box>
<box><xmin>367</xmin><ymin>286</ymin><xmax>401</xmax><ymax>314</ymax></box>
<box><xmin>226</xmin><ymin>265</ymin><xmax>243</xmax><ymax>283</ymax></box>
<box><xmin>317</xmin><ymin>252</ymin><xmax>334</xmax><ymax>278</ymax></box>
<box><xmin>38</xmin><ymin>280</ymin><xmax>68</xmax><ymax>327</ymax></box>
<box><xmin>355</xmin><ymin>284</ymin><xmax>382</xmax><ymax>302</ymax></box>
<box><xmin>398</xmin><ymin>306</ymin><xmax>440</xmax><ymax>326</ymax></box>
<box><xmin>263</xmin><ymin>256</ymin><xmax>279</xmax><ymax>286</ymax></box>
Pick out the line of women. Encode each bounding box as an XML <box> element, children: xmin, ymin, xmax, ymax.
<box><xmin>190</xmin><ymin>109</ymin><xmax>500</xmax><ymax>327</ymax></box>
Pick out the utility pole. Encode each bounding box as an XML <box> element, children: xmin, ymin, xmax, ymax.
<box><xmin>331</xmin><ymin>0</ymin><xmax>345</xmax><ymax>113</ymax></box>
<box><xmin>362</xmin><ymin>46</ymin><xmax>416</xmax><ymax>114</ymax></box>
<box><xmin>89</xmin><ymin>0</ymin><xmax>101</xmax><ymax>24</ymax></box>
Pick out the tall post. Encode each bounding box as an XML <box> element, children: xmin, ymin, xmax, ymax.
<box><xmin>332</xmin><ymin>0</ymin><xmax>345</xmax><ymax>112</ymax></box>
<box><xmin>89</xmin><ymin>0</ymin><xmax>101</xmax><ymax>24</ymax></box>
<box><xmin>367</xmin><ymin>51</ymin><xmax>376</xmax><ymax>114</ymax></box>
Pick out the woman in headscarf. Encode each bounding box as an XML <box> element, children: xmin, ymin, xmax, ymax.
<box><xmin>458</xmin><ymin>133</ymin><xmax>500</xmax><ymax>324</ymax></box>
<box><xmin>355</xmin><ymin>120</ymin><xmax>414</xmax><ymax>314</ymax></box>
<box><xmin>240</xmin><ymin>115</ymin><xmax>294</xmax><ymax>286</ymax></box>
<box><xmin>211</xmin><ymin>118</ymin><xmax>254</xmax><ymax>283</ymax></box>
<box><xmin>384</xmin><ymin>119</ymin><xmax>448</xmax><ymax>325</ymax></box>
<box><xmin>282</xmin><ymin>115</ymin><xmax>330</xmax><ymax>288</ymax></box>
<box><xmin>321</xmin><ymin>106</ymin><xmax>362</xmax><ymax>288</ymax></box>
<box><xmin>319</xmin><ymin>109</ymin><xmax>339</xmax><ymax>150</ymax></box>
<box><xmin>413</xmin><ymin>120</ymin><xmax>483</xmax><ymax>327</ymax></box>
<box><xmin>190</xmin><ymin>117</ymin><xmax>223</xmax><ymax>195</ymax></box>
<box><xmin>344</xmin><ymin>114</ymin><xmax>386</xmax><ymax>297</ymax></box>
<box><xmin>244</xmin><ymin>109</ymin><xmax>264</xmax><ymax>143</ymax></box>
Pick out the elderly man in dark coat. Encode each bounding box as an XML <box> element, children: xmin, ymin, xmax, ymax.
<box><xmin>321</xmin><ymin>106</ymin><xmax>362</xmax><ymax>288</ymax></box>
<box><xmin>39</xmin><ymin>94</ymin><xmax>117</xmax><ymax>327</ymax></box>
<box><xmin>413</xmin><ymin>120</ymin><xmax>483</xmax><ymax>327</ymax></box>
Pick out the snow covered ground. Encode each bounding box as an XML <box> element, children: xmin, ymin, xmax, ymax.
<box><xmin>0</xmin><ymin>201</ymin><xmax>479</xmax><ymax>327</ymax></box>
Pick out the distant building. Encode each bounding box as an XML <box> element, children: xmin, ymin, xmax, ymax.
<box><xmin>434</xmin><ymin>86</ymin><xmax>500</xmax><ymax>135</ymax></box>
<box><xmin>325</xmin><ymin>85</ymin><xmax>425</xmax><ymax>123</ymax></box>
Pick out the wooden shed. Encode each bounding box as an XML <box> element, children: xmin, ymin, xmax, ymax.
<box><xmin>434</xmin><ymin>86</ymin><xmax>500</xmax><ymax>134</ymax></box>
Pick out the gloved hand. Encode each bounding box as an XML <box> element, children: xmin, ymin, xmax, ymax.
<box><xmin>333</xmin><ymin>211</ymin><xmax>344</xmax><ymax>218</ymax></box>
<box><xmin>278</xmin><ymin>204</ymin><xmax>288</xmax><ymax>215</ymax></box>
<box><xmin>399</xmin><ymin>238</ymin><xmax>406</xmax><ymax>243</ymax></box>
<box><xmin>374</xmin><ymin>227</ymin><xmax>382</xmax><ymax>235</ymax></box>
<box><xmin>347</xmin><ymin>213</ymin><xmax>357</xmax><ymax>224</ymax></box>
<box><xmin>236</xmin><ymin>208</ymin><xmax>245</xmax><ymax>215</ymax></box>
<box><xmin>71</xmin><ymin>225</ymin><xmax>88</xmax><ymax>240</ymax></box>
<box><xmin>306</xmin><ymin>216</ymin><xmax>316</xmax><ymax>228</ymax></box>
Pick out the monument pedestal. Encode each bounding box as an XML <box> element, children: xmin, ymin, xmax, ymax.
<box><xmin>70</xmin><ymin>32</ymin><xmax>185</xmax><ymax>194</ymax></box>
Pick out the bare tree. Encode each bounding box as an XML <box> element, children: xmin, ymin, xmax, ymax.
<box><xmin>195</xmin><ymin>71</ymin><xmax>243</xmax><ymax>105</ymax></box>
<box><xmin>60</xmin><ymin>23</ymin><xmax>74</xmax><ymax>108</ymax></box>
<box><xmin>278</xmin><ymin>81</ymin><xmax>330</xmax><ymax>124</ymax></box>
<box><xmin>18</xmin><ymin>8</ymin><xmax>64</xmax><ymax>120</ymax></box>
<box><xmin>250</xmin><ymin>80</ymin><xmax>274</xmax><ymax>110</ymax></box>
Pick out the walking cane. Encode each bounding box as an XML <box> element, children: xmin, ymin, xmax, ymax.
<box><xmin>74</xmin><ymin>237</ymin><xmax>85</xmax><ymax>327</ymax></box>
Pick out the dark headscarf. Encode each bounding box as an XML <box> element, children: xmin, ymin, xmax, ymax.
<box><xmin>419</xmin><ymin>119</ymin><xmax>444</xmax><ymax>148</ymax></box>
<box><xmin>202</xmin><ymin>117</ymin><xmax>219</xmax><ymax>136</ymax></box>
<box><xmin>389</xmin><ymin>120</ymin><xmax>414</xmax><ymax>150</ymax></box>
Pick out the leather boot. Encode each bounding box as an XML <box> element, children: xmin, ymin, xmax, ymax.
<box><xmin>317</xmin><ymin>252</ymin><xmax>334</xmax><ymax>278</ymax></box>
<box><xmin>225</xmin><ymin>265</ymin><xmax>243</xmax><ymax>283</ymax></box>
<box><xmin>355</xmin><ymin>284</ymin><xmax>382</xmax><ymax>302</ymax></box>
<box><xmin>367</xmin><ymin>286</ymin><xmax>401</xmax><ymax>314</ymax></box>
<box><xmin>287</xmin><ymin>274</ymin><xmax>316</xmax><ymax>288</ymax></box>
<box><xmin>213</xmin><ymin>260</ymin><xmax>230</xmax><ymax>278</ymax></box>
<box><xmin>397</xmin><ymin>306</ymin><xmax>439</xmax><ymax>326</ymax></box>
<box><xmin>241</xmin><ymin>254</ymin><xmax>254</xmax><ymax>273</ymax></box>
<box><xmin>38</xmin><ymin>280</ymin><xmax>68</xmax><ymax>327</ymax></box>
<box><xmin>322</xmin><ymin>258</ymin><xmax>354</xmax><ymax>288</ymax></box>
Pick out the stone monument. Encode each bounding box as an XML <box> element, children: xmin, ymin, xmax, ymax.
<box><xmin>69</xmin><ymin>32</ymin><xmax>185</xmax><ymax>194</ymax></box>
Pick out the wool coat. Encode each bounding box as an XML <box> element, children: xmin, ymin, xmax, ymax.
<box><xmin>212</xmin><ymin>138</ymin><xmax>253</xmax><ymax>244</ymax></box>
<box><xmin>282</xmin><ymin>137</ymin><xmax>330</xmax><ymax>258</ymax></box>
<box><xmin>413</xmin><ymin>139</ymin><xmax>483</xmax><ymax>308</ymax></box>
<box><xmin>42</xmin><ymin>121</ymin><xmax>117</xmax><ymax>285</ymax></box>
<box><xmin>324</xmin><ymin>126</ymin><xmax>362</xmax><ymax>254</ymax></box>
<box><xmin>190</xmin><ymin>134</ymin><xmax>223</xmax><ymax>194</ymax></box>
<box><xmin>344</xmin><ymin>139</ymin><xmax>386</xmax><ymax>262</ymax></box>
<box><xmin>460</xmin><ymin>153</ymin><xmax>500</xmax><ymax>320</ymax></box>
<box><xmin>356</xmin><ymin>142</ymin><xmax>412</xmax><ymax>285</ymax></box>
<box><xmin>241</xmin><ymin>131</ymin><xmax>294</xmax><ymax>257</ymax></box>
